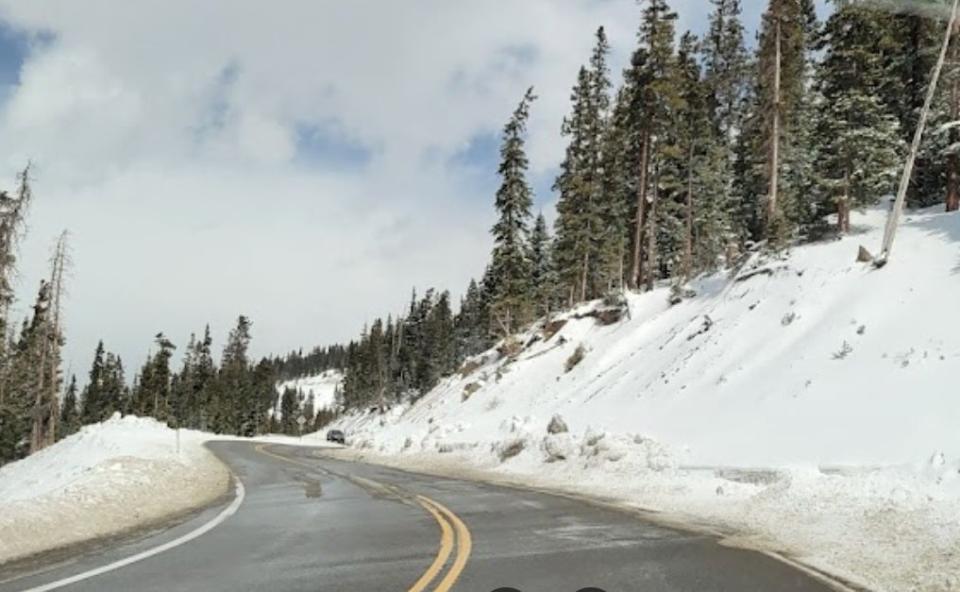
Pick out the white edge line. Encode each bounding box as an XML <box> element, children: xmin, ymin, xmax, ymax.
<box><xmin>22</xmin><ymin>477</ymin><xmax>246</xmax><ymax>592</ymax></box>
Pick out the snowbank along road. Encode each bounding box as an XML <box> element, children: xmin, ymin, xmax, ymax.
<box><xmin>0</xmin><ymin>441</ymin><xmax>844</xmax><ymax>592</ymax></box>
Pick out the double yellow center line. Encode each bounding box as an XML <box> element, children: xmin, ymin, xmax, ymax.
<box><xmin>408</xmin><ymin>495</ymin><xmax>472</xmax><ymax>592</ymax></box>
<box><xmin>253</xmin><ymin>443</ymin><xmax>472</xmax><ymax>591</ymax></box>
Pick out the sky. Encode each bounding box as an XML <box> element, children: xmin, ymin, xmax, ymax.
<box><xmin>0</xmin><ymin>0</ymin><xmax>829</xmax><ymax>377</ymax></box>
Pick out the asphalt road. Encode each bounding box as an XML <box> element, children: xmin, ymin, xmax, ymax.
<box><xmin>0</xmin><ymin>441</ymin><xmax>838</xmax><ymax>592</ymax></box>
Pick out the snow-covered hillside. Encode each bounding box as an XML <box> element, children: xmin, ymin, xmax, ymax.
<box><xmin>329</xmin><ymin>206</ymin><xmax>960</xmax><ymax>592</ymax></box>
<box><xmin>0</xmin><ymin>415</ymin><xmax>230</xmax><ymax>564</ymax></box>
<box><xmin>275</xmin><ymin>369</ymin><xmax>342</xmax><ymax>415</ymax></box>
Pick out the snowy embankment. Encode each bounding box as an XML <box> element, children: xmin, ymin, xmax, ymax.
<box><xmin>0</xmin><ymin>415</ymin><xmax>230</xmax><ymax>564</ymax></box>
<box><xmin>326</xmin><ymin>206</ymin><xmax>960</xmax><ymax>592</ymax></box>
<box><xmin>275</xmin><ymin>369</ymin><xmax>342</xmax><ymax>413</ymax></box>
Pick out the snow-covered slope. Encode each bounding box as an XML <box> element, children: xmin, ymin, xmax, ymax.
<box><xmin>330</xmin><ymin>206</ymin><xmax>960</xmax><ymax>592</ymax></box>
<box><xmin>0</xmin><ymin>415</ymin><xmax>230</xmax><ymax>564</ymax></box>
<box><xmin>275</xmin><ymin>369</ymin><xmax>342</xmax><ymax>415</ymax></box>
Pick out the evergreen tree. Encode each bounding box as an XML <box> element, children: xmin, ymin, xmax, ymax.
<box><xmin>629</xmin><ymin>0</ymin><xmax>682</xmax><ymax>290</ymax></box>
<box><xmin>747</xmin><ymin>0</ymin><xmax>816</xmax><ymax>242</ymax></box>
<box><xmin>454</xmin><ymin>279</ymin><xmax>491</xmax><ymax>361</ymax></box>
<box><xmin>489</xmin><ymin>88</ymin><xmax>537</xmax><ymax>336</ymax></box>
<box><xmin>80</xmin><ymin>341</ymin><xmax>107</xmax><ymax>424</ymax></box>
<box><xmin>529</xmin><ymin>214</ymin><xmax>556</xmax><ymax>317</ymax></box>
<box><xmin>704</xmin><ymin>0</ymin><xmax>749</xmax><ymax>144</ymax></box>
<box><xmin>131</xmin><ymin>333</ymin><xmax>176</xmax><ymax>421</ymax></box>
<box><xmin>703</xmin><ymin>0</ymin><xmax>750</xmax><ymax>246</ymax></box>
<box><xmin>59</xmin><ymin>375</ymin><xmax>79</xmax><ymax>439</ymax></box>
<box><xmin>0</xmin><ymin>167</ymin><xmax>33</xmax><ymax>414</ymax></box>
<box><xmin>217</xmin><ymin>316</ymin><xmax>254</xmax><ymax>435</ymax></box>
<box><xmin>279</xmin><ymin>387</ymin><xmax>298</xmax><ymax>434</ymax></box>
<box><xmin>554</xmin><ymin>66</ymin><xmax>598</xmax><ymax>304</ymax></box>
<box><xmin>815</xmin><ymin>0</ymin><xmax>904</xmax><ymax>232</ymax></box>
<box><xmin>554</xmin><ymin>27</ymin><xmax>614</xmax><ymax>303</ymax></box>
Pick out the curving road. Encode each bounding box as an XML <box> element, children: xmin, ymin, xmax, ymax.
<box><xmin>0</xmin><ymin>441</ymin><xmax>839</xmax><ymax>592</ymax></box>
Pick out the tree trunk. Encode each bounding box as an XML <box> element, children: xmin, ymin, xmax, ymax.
<box><xmin>645</xmin><ymin>161</ymin><xmax>659</xmax><ymax>292</ymax></box>
<box><xmin>580</xmin><ymin>248</ymin><xmax>589</xmax><ymax>303</ymax></box>
<box><xmin>631</xmin><ymin>133</ymin><xmax>650</xmax><ymax>289</ymax></box>
<box><xmin>838</xmin><ymin>172</ymin><xmax>851</xmax><ymax>234</ymax></box>
<box><xmin>683</xmin><ymin>141</ymin><xmax>695</xmax><ymax>281</ymax></box>
<box><xmin>949</xmin><ymin>25</ymin><xmax>960</xmax><ymax>212</ymax></box>
<box><xmin>767</xmin><ymin>17</ymin><xmax>782</xmax><ymax>229</ymax></box>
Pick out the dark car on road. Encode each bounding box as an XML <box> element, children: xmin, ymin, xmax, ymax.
<box><xmin>326</xmin><ymin>429</ymin><xmax>345</xmax><ymax>444</ymax></box>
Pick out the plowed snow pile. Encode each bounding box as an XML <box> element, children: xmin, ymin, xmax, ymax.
<box><xmin>0</xmin><ymin>415</ymin><xmax>230</xmax><ymax>564</ymax></box>
<box><xmin>326</xmin><ymin>207</ymin><xmax>960</xmax><ymax>592</ymax></box>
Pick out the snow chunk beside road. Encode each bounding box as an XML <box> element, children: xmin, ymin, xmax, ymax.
<box><xmin>328</xmin><ymin>206</ymin><xmax>960</xmax><ymax>592</ymax></box>
<box><xmin>0</xmin><ymin>415</ymin><xmax>230</xmax><ymax>564</ymax></box>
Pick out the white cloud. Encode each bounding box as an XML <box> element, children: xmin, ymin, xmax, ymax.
<box><xmin>0</xmin><ymin>0</ymin><xmax>717</xmax><ymax>371</ymax></box>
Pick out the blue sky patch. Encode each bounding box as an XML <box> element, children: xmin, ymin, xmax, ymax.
<box><xmin>294</xmin><ymin>121</ymin><xmax>373</xmax><ymax>170</ymax></box>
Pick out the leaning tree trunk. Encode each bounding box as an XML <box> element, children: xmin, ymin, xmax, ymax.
<box><xmin>949</xmin><ymin>24</ymin><xmax>960</xmax><ymax>212</ymax></box>
<box><xmin>881</xmin><ymin>0</ymin><xmax>960</xmax><ymax>261</ymax></box>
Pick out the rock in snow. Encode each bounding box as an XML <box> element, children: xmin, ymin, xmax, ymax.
<box><xmin>546</xmin><ymin>414</ymin><xmax>569</xmax><ymax>435</ymax></box>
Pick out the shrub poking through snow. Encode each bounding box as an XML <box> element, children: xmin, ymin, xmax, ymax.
<box><xmin>547</xmin><ymin>414</ymin><xmax>569</xmax><ymax>434</ymax></box>
<box><xmin>498</xmin><ymin>337</ymin><xmax>523</xmax><ymax>359</ymax></box>
<box><xmin>462</xmin><ymin>382</ymin><xmax>481</xmax><ymax>402</ymax></box>
<box><xmin>542</xmin><ymin>318</ymin><xmax>567</xmax><ymax>341</ymax></box>
<box><xmin>833</xmin><ymin>341</ymin><xmax>853</xmax><ymax>360</ymax></box>
<box><xmin>459</xmin><ymin>358</ymin><xmax>484</xmax><ymax>378</ymax></box>
<box><xmin>565</xmin><ymin>344</ymin><xmax>586</xmax><ymax>373</ymax></box>
<box><xmin>497</xmin><ymin>438</ymin><xmax>526</xmax><ymax>462</ymax></box>
<box><xmin>594</xmin><ymin>307</ymin><xmax>625</xmax><ymax>326</ymax></box>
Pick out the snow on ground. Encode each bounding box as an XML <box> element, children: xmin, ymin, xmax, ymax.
<box><xmin>275</xmin><ymin>369</ymin><xmax>342</xmax><ymax>415</ymax></box>
<box><xmin>326</xmin><ymin>206</ymin><xmax>960</xmax><ymax>592</ymax></box>
<box><xmin>0</xmin><ymin>414</ymin><xmax>341</xmax><ymax>565</ymax></box>
<box><xmin>0</xmin><ymin>415</ymin><xmax>231</xmax><ymax>564</ymax></box>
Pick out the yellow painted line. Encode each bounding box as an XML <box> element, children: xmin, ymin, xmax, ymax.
<box><xmin>418</xmin><ymin>496</ymin><xmax>473</xmax><ymax>592</ymax></box>
<box><xmin>406</xmin><ymin>500</ymin><xmax>454</xmax><ymax>592</ymax></box>
<box><xmin>253</xmin><ymin>443</ymin><xmax>472</xmax><ymax>592</ymax></box>
<box><xmin>254</xmin><ymin>443</ymin><xmax>313</xmax><ymax>468</ymax></box>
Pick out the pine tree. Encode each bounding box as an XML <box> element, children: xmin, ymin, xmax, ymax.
<box><xmin>704</xmin><ymin>0</ymin><xmax>749</xmax><ymax>143</ymax></box>
<box><xmin>279</xmin><ymin>387</ymin><xmax>298</xmax><ymax>434</ymax></box>
<box><xmin>80</xmin><ymin>341</ymin><xmax>107</xmax><ymax>424</ymax></box>
<box><xmin>749</xmin><ymin>0</ymin><xmax>815</xmax><ymax>242</ymax></box>
<box><xmin>703</xmin><ymin>0</ymin><xmax>749</xmax><ymax>247</ymax></box>
<box><xmin>815</xmin><ymin>0</ymin><xmax>904</xmax><ymax>232</ymax></box>
<box><xmin>873</xmin><ymin>4</ymin><xmax>941</xmax><ymax>207</ymax></box>
<box><xmin>554</xmin><ymin>28</ymin><xmax>616</xmax><ymax>304</ymax></box>
<box><xmin>0</xmin><ymin>167</ymin><xmax>33</xmax><ymax>389</ymax></box>
<box><xmin>59</xmin><ymin>375</ymin><xmax>79</xmax><ymax>439</ymax></box>
<box><xmin>131</xmin><ymin>333</ymin><xmax>176</xmax><ymax>421</ymax></box>
<box><xmin>218</xmin><ymin>316</ymin><xmax>253</xmax><ymax>435</ymax></box>
<box><xmin>628</xmin><ymin>0</ymin><xmax>682</xmax><ymax>290</ymax></box>
<box><xmin>0</xmin><ymin>166</ymin><xmax>33</xmax><ymax>453</ymax></box>
<box><xmin>673</xmin><ymin>31</ymin><xmax>731</xmax><ymax>279</ymax></box>
<box><xmin>489</xmin><ymin>88</ymin><xmax>537</xmax><ymax>336</ymax></box>
<box><xmin>454</xmin><ymin>279</ymin><xmax>491</xmax><ymax>361</ymax></box>
<box><xmin>554</xmin><ymin>66</ymin><xmax>597</xmax><ymax>304</ymax></box>
<box><xmin>645</xmin><ymin>0</ymin><xmax>683</xmax><ymax>289</ymax></box>
<box><xmin>529</xmin><ymin>214</ymin><xmax>556</xmax><ymax>317</ymax></box>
